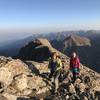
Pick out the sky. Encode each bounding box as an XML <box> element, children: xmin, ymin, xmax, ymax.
<box><xmin>0</xmin><ymin>0</ymin><xmax>100</xmax><ymax>41</ymax></box>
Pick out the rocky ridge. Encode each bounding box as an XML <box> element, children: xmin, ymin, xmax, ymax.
<box><xmin>17</xmin><ymin>38</ymin><xmax>65</xmax><ymax>62</ymax></box>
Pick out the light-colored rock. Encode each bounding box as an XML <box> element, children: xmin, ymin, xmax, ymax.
<box><xmin>21</xmin><ymin>89</ymin><xmax>33</xmax><ymax>96</ymax></box>
<box><xmin>26</xmin><ymin>61</ymin><xmax>49</xmax><ymax>74</ymax></box>
<box><xmin>13</xmin><ymin>74</ymin><xmax>28</xmax><ymax>91</ymax></box>
<box><xmin>31</xmin><ymin>61</ymin><xmax>49</xmax><ymax>74</ymax></box>
<box><xmin>3</xmin><ymin>93</ymin><xmax>17</xmax><ymax>100</ymax></box>
<box><xmin>5</xmin><ymin>59</ymin><xmax>30</xmax><ymax>76</ymax></box>
<box><xmin>79</xmin><ymin>83</ymin><xmax>86</xmax><ymax>93</ymax></box>
<box><xmin>83</xmin><ymin>96</ymin><xmax>88</xmax><ymax>100</ymax></box>
<box><xmin>0</xmin><ymin>95</ymin><xmax>8</xmax><ymax>100</ymax></box>
<box><xmin>74</xmin><ymin>78</ymin><xmax>81</xmax><ymax>86</ymax></box>
<box><xmin>0</xmin><ymin>56</ymin><xmax>12</xmax><ymax>68</ymax></box>
<box><xmin>0</xmin><ymin>67</ymin><xmax>13</xmax><ymax>86</ymax></box>
<box><xmin>37</xmin><ymin>87</ymin><xmax>49</xmax><ymax>94</ymax></box>
<box><xmin>5</xmin><ymin>86</ymin><xmax>17</xmax><ymax>94</ymax></box>
<box><xmin>27</xmin><ymin>75</ymin><xmax>46</xmax><ymax>91</ymax></box>
<box><xmin>68</xmin><ymin>83</ymin><xmax>76</xmax><ymax>94</ymax></box>
<box><xmin>92</xmin><ymin>80</ymin><xmax>100</xmax><ymax>91</ymax></box>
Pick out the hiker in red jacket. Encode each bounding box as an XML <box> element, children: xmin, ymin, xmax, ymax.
<box><xmin>70</xmin><ymin>52</ymin><xmax>80</xmax><ymax>81</ymax></box>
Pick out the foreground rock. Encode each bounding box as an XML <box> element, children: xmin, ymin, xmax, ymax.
<box><xmin>0</xmin><ymin>56</ymin><xmax>99</xmax><ymax>100</ymax></box>
<box><xmin>0</xmin><ymin>57</ymin><xmax>52</xmax><ymax>99</ymax></box>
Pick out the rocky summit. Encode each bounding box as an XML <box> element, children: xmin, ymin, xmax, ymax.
<box><xmin>0</xmin><ymin>39</ymin><xmax>99</xmax><ymax>100</ymax></box>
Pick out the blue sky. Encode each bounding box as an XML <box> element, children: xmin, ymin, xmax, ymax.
<box><xmin>0</xmin><ymin>0</ymin><xmax>100</xmax><ymax>41</ymax></box>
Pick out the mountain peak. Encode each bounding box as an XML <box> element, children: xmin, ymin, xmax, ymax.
<box><xmin>64</xmin><ymin>34</ymin><xmax>91</xmax><ymax>47</ymax></box>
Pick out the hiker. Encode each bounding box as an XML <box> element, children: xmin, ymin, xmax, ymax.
<box><xmin>70</xmin><ymin>52</ymin><xmax>80</xmax><ymax>82</ymax></box>
<box><xmin>49</xmin><ymin>52</ymin><xmax>62</xmax><ymax>92</ymax></box>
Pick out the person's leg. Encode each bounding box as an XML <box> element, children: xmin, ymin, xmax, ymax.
<box><xmin>54</xmin><ymin>70</ymin><xmax>60</xmax><ymax>92</ymax></box>
<box><xmin>73</xmin><ymin>72</ymin><xmax>76</xmax><ymax>82</ymax></box>
<box><xmin>76</xmin><ymin>72</ymin><xmax>79</xmax><ymax>78</ymax></box>
<box><xmin>49</xmin><ymin>70</ymin><xmax>55</xmax><ymax>83</ymax></box>
<box><xmin>49</xmin><ymin>70</ymin><xmax>54</xmax><ymax>79</ymax></box>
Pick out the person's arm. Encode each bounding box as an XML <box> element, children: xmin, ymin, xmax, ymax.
<box><xmin>48</xmin><ymin>58</ymin><xmax>52</xmax><ymax>69</ymax></box>
<box><xmin>60</xmin><ymin>59</ymin><xmax>63</xmax><ymax>69</ymax></box>
<box><xmin>77</xmin><ymin>57</ymin><xmax>80</xmax><ymax>68</ymax></box>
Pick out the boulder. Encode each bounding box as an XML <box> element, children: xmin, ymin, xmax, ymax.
<box><xmin>91</xmin><ymin>80</ymin><xmax>100</xmax><ymax>91</ymax></box>
<box><xmin>5</xmin><ymin>59</ymin><xmax>30</xmax><ymax>76</ymax></box>
<box><xmin>68</xmin><ymin>83</ymin><xmax>76</xmax><ymax>94</ymax></box>
<box><xmin>0</xmin><ymin>67</ymin><xmax>13</xmax><ymax>86</ymax></box>
<box><xmin>0</xmin><ymin>56</ymin><xmax>12</xmax><ymax>68</ymax></box>
<box><xmin>27</xmin><ymin>75</ymin><xmax>47</xmax><ymax>91</ymax></box>
<box><xmin>74</xmin><ymin>78</ymin><xmax>81</xmax><ymax>86</ymax></box>
<box><xmin>3</xmin><ymin>93</ymin><xmax>17</xmax><ymax>100</ymax></box>
<box><xmin>13</xmin><ymin>74</ymin><xmax>28</xmax><ymax>92</ymax></box>
<box><xmin>78</xmin><ymin>83</ymin><xmax>86</xmax><ymax>93</ymax></box>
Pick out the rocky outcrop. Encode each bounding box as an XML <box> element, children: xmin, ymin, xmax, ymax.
<box><xmin>0</xmin><ymin>57</ymin><xmax>52</xmax><ymax>99</ymax></box>
<box><xmin>17</xmin><ymin>38</ymin><xmax>65</xmax><ymax>62</ymax></box>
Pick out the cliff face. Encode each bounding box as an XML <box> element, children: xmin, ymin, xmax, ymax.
<box><xmin>0</xmin><ymin>39</ymin><xmax>99</xmax><ymax>100</ymax></box>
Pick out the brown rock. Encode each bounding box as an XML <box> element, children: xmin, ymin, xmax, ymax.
<box><xmin>0</xmin><ymin>67</ymin><xmax>13</xmax><ymax>86</ymax></box>
<box><xmin>68</xmin><ymin>83</ymin><xmax>76</xmax><ymax>94</ymax></box>
<box><xmin>74</xmin><ymin>78</ymin><xmax>81</xmax><ymax>86</ymax></box>
<box><xmin>5</xmin><ymin>59</ymin><xmax>30</xmax><ymax>76</ymax></box>
<box><xmin>13</xmin><ymin>74</ymin><xmax>28</xmax><ymax>92</ymax></box>
<box><xmin>27</xmin><ymin>75</ymin><xmax>47</xmax><ymax>91</ymax></box>
<box><xmin>0</xmin><ymin>95</ymin><xmax>8</xmax><ymax>100</ymax></box>
<box><xmin>79</xmin><ymin>83</ymin><xmax>86</xmax><ymax>93</ymax></box>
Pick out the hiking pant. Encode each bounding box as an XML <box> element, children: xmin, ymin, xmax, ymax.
<box><xmin>49</xmin><ymin>69</ymin><xmax>55</xmax><ymax>79</ymax></box>
<box><xmin>72</xmin><ymin>72</ymin><xmax>79</xmax><ymax>81</ymax></box>
<box><xmin>54</xmin><ymin>70</ymin><xmax>61</xmax><ymax>91</ymax></box>
<box><xmin>71</xmin><ymin>68</ymin><xmax>79</xmax><ymax>81</ymax></box>
<box><xmin>49</xmin><ymin>69</ymin><xmax>61</xmax><ymax>91</ymax></box>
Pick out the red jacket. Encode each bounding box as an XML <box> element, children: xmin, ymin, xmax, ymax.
<box><xmin>70</xmin><ymin>56</ymin><xmax>80</xmax><ymax>69</ymax></box>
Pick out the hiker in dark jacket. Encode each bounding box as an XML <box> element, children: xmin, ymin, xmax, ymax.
<box><xmin>70</xmin><ymin>52</ymin><xmax>80</xmax><ymax>81</ymax></box>
<box><xmin>49</xmin><ymin>52</ymin><xmax>62</xmax><ymax>92</ymax></box>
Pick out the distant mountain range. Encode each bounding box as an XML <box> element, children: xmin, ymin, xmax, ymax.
<box><xmin>0</xmin><ymin>31</ymin><xmax>72</xmax><ymax>56</ymax></box>
<box><xmin>0</xmin><ymin>30</ymin><xmax>100</xmax><ymax>72</ymax></box>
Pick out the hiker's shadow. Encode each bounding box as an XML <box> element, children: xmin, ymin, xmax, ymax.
<box><xmin>40</xmin><ymin>72</ymin><xmax>53</xmax><ymax>87</ymax></box>
<box><xmin>40</xmin><ymin>72</ymin><xmax>49</xmax><ymax>80</ymax></box>
<box><xmin>25</xmin><ymin>61</ymin><xmax>52</xmax><ymax>87</ymax></box>
<box><xmin>25</xmin><ymin>61</ymin><xmax>40</xmax><ymax>76</ymax></box>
